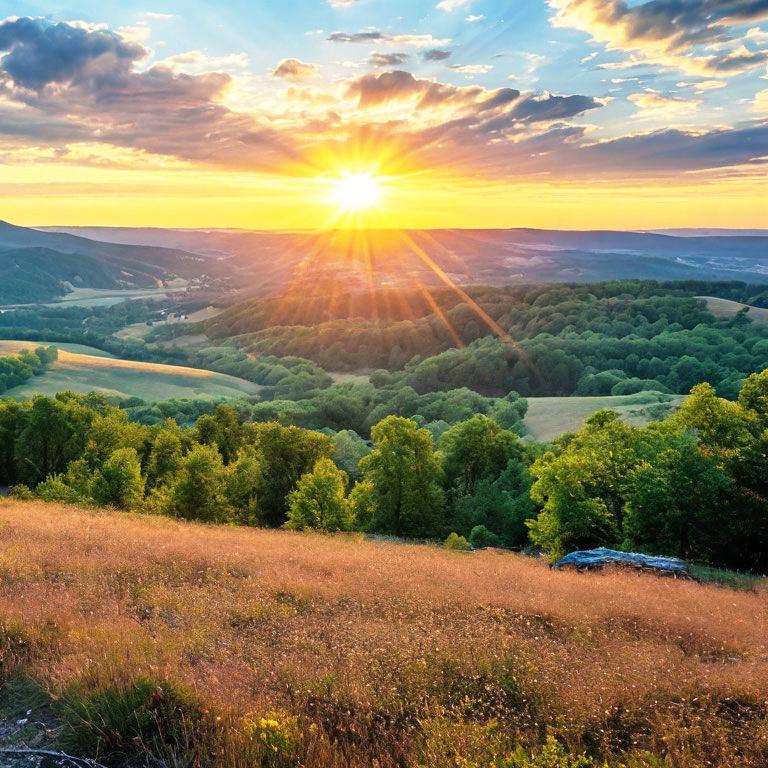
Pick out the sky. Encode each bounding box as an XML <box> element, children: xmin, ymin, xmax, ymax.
<box><xmin>1</xmin><ymin>0</ymin><xmax>767</xmax><ymax>230</ymax></box>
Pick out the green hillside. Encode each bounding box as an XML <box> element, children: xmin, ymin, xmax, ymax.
<box><xmin>0</xmin><ymin>341</ymin><xmax>260</xmax><ymax>402</ymax></box>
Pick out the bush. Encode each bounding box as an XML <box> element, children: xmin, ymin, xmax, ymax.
<box><xmin>470</xmin><ymin>525</ymin><xmax>502</xmax><ymax>549</ymax></box>
<box><xmin>444</xmin><ymin>532</ymin><xmax>470</xmax><ymax>551</ymax></box>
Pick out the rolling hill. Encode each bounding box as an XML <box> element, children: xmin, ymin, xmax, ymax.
<box><xmin>0</xmin><ymin>220</ymin><xmax>232</xmax><ymax>305</ymax></box>
<box><xmin>0</xmin><ymin>340</ymin><xmax>260</xmax><ymax>401</ymax></box>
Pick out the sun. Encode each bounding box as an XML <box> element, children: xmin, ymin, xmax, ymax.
<box><xmin>329</xmin><ymin>172</ymin><xmax>383</xmax><ymax>213</ymax></box>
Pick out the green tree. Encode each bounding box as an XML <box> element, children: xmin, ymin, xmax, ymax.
<box><xmin>146</xmin><ymin>421</ymin><xmax>184</xmax><ymax>488</ymax></box>
<box><xmin>91</xmin><ymin>448</ymin><xmax>145</xmax><ymax>510</ymax></box>
<box><xmin>441</xmin><ymin>415</ymin><xmax>524</xmax><ymax>497</ymax></box>
<box><xmin>245</xmin><ymin>422</ymin><xmax>333</xmax><ymax>527</ymax></box>
<box><xmin>168</xmin><ymin>444</ymin><xmax>231</xmax><ymax>523</ymax></box>
<box><xmin>357</xmin><ymin>416</ymin><xmax>444</xmax><ymax>538</ymax></box>
<box><xmin>226</xmin><ymin>446</ymin><xmax>263</xmax><ymax>525</ymax></box>
<box><xmin>286</xmin><ymin>458</ymin><xmax>353</xmax><ymax>532</ymax></box>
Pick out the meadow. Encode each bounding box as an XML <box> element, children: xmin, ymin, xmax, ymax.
<box><xmin>522</xmin><ymin>392</ymin><xmax>684</xmax><ymax>442</ymax></box>
<box><xmin>0</xmin><ymin>500</ymin><xmax>766</xmax><ymax>768</ymax></box>
<box><xmin>698</xmin><ymin>296</ymin><xmax>768</xmax><ymax>323</ymax></box>
<box><xmin>0</xmin><ymin>341</ymin><xmax>261</xmax><ymax>402</ymax></box>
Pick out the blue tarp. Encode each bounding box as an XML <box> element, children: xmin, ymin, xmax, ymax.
<box><xmin>553</xmin><ymin>547</ymin><xmax>691</xmax><ymax>577</ymax></box>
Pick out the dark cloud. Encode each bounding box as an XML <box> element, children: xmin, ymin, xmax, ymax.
<box><xmin>0</xmin><ymin>17</ymin><xmax>145</xmax><ymax>91</ymax></box>
<box><xmin>510</xmin><ymin>92</ymin><xmax>603</xmax><ymax>122</ymax></box>
<box><xmin>369</xmin><ymin>52</ymin><xmax>409</xmax><ymax>67</ymax></box>
<box><xmin>327</xmin><ymin>31</ymin><xmax>386</xmax><ymax>43</ymax></box>
<box><xmin>423</xmin><ymin>49</ymin><xmax>452</xmax><ymax>61</ymax></box>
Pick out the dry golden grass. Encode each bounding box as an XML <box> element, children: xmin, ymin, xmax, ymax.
<box><xmin>1</xmin><ymin>499</ymin><xmax>767</xmax><ymax>767</ymax></box>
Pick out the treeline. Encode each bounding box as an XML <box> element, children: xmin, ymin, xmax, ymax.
<box><xmin>3</xmin><ymin>367</ymin><xmax>767</xmax><ymax>572</ymax></box>
<box><xmin>123</xmin><ymin>384</ymin><xmax>528</xmax><ymax>437</ymax></box>
<box><xmin>204</xmin><ymin>282</ymin><xmax>768</xmax><ymax>393</ymax></box>
<box><xmin>0</xmin><ymin>345</ymin><xmax>57</xmax><ymax>393</ymax></box>
<box><xmin>527</xmin><ymin>371</ymin><xmax>768</xmax><ymax>572</ymax></box>
<box><xmin>1</xmin><ymin>394</ymin><xmax>535</xmax><ymax>548</ymax></box>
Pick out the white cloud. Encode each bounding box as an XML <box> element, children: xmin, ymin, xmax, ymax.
<box><xmin>754</xmin><ymin>88</ymin><xmax>768</xmax><ymax>113</ymax></box>
<box><xmin>449</xmin><ymin>64</ymin><xmax>493</xmax><ymax>75</ymax></box>
<box><xmin>437</xmin><ymin>0</ymin><xmax>471</xmax><ymax>12</ymax></box>
<box><xmin>628</xmin><ymin>90</ymin><xmax>702</xmax><ymax>117</ymax></box>
<box><xmin>466</xmin><ymin>14</ymin><xmax>485</xmax><ymax>23</ymax></box>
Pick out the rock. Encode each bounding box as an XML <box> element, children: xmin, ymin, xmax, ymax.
<box><xmin>552</xmin><ymin>547</ymin><xmax>693</xmax><ymax>579</ymax></box>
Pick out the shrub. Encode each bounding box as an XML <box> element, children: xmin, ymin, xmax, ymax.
<box><xmin>59</xmin><ymin>678</ymin><xmax>205</xmax><ymax>767</ymax></box>
<box><xmin>444</xmin><ymin>532</ymin><xmax>470</xmax><ymax>551</ymax></box>
<box><xmin>470</xmin><ymin>524</ymin><xmax>502</xmax><ymax>549</ymax></box>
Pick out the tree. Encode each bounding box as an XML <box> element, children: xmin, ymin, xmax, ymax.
<box><xmin>739</xmin><ymin>369</ymin><xmax>768</xmax><ymax>428</ymax></box>
<box><xmin>623</xmin><ymin>428</ymin><xmax>730</xmax><ymax>560</ymax></box>
<box><xmin>226</xmin><ymin>446</ymin><xmax>263</xmax><ymax>525</ymax></box>
<box><xmin>357</xmin><ymin>416</ymin><xmax>444</xmax><ymax>538</ymax></box>
<box><xmin>441</xmin><ymin>415</ymin><xmax>524</xmax><ymax>497</ymax></box>
<box><xmin>286</xmin><ymin>458</ymin><xmax>353</xmax><ymax>532</ymax></box>
<box><xmin>91</xmin><ymin>448</ymin><xmax>145</xmax><ymax>510</ymax></box>
<box><xmin>245</xmin><ymin>422</ymin><xmax>333</xmax><ymax>527</ymax></box>
<box><xmin>146</xmin><ymin>421</ymin><xmax>184</xmax><ymax>488</ymax></box>
<box><xmin>195</xmin><ymin>405</ymin><xmax>244</xmax><ymax>464</ymax></box>
<box><xmin>526</xmin><ymin>411</ymin><xmax>640</xmax><ymax>558</ymax></box>
<box><xmin>168</xmin><ymin>444</ymin><xmax>231</xmax><ymax>523</ymax></box>
<box><xmin>527</xmin><ymin>494</ymin><xmax>615</xmax><ymax>560</ymax></box>
<box><xmin>14</xmin><ymin>395</ymin><xmax>93</xmax><ymax>486</ymax></box>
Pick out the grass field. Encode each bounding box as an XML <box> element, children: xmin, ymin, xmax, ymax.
<box><xmin>0</xmin><ymin>285</ymin><xmax>190</xmax><ymax>310</ymax></box>
<box><xmin>0</xmin><ymin>500</ymin><xmax>765</xmax><ymax>767</ymax></box>
<box><xmin>0</xmin><ymin>339</ymin><xmax>114</xmax><ymax>358</ymax></box>
<box><xmin>524</xmin><ymin>391</ymin><xmax>685</xmax><ymax>441</ymax></box>
<box><xmin>1</xmin><ymin>340</ymin><xmax>260</xmax><ymax>401</ymax></box>
<box><xmin>115</xmin><ymin>306</ymin><xmax>223</xmax><ymax>341</ymax></box>
<box><xmin>699</xmin><ymin>296</ymin><xmax>768</xmax><ymax>323</ymax></box>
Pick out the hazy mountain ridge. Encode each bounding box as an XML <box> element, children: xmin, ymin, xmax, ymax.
<box><xmin>0</xmin><ymin>220</ymin><xmax>232</xmax><ymax>304</ymax></box>
<box><xmin>41</xmin><ymin>225</ymin><xmax>768</xmax><ymax>289</ymax></box>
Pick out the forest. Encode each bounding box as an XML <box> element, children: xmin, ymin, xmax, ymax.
<box><xmin>2</xmin><ymin>366</ymin><xmax>766</xmax><ymax>572</ymax></box>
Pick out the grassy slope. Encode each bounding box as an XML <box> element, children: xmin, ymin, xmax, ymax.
<box><xmin>0</xmin><ymin>341</ymin><xmax>260</xmax><ymax>401</ymax></box>
<box><xmin>0</xmin><ymin>501</ymin><xmax>766</xmax><ymax>767</ymax></box>
<box><xmin>699</xmin><ymin>296</ymin><xmax>768</xmax><ymax>323</ymax></box>
<box><xmin>524</xmin><ymin>392</ymin><xmax>685</xmax><ymax>441</ymax></box>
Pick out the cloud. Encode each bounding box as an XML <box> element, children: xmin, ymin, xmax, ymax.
<box><xmin>628</xmin><ymin>90</ymin><xmax>702</xmax><ymax>116</ymax></box>
<box><xmin>0</xmin><ymin>16</ymin><xmax>145</xmax><ymax>90</ymax></box>
<box><xmin>144</xmin><ymin>12</ymin><xmax>176</xmax><ymax>21</ymax></box>
<box><xmin>2</xmin><ymin>16</ymin><xmax>767</xmax><ymax>188</ymax></box>
<box><xmin>466</xmin><ymin>15</ymin><xmax>485</xmax><ymax>23</ymax></box>
<box><xmin>755</xmin><ymin>88</ymin><xmax>768</xmax><ymax>112</ymax></box>
<box><xmin>423</xmin><ymin>49</ymin><xmax>452</xmax><ymax>61</ymax></box>
<box><xmin>369</xmin><ymin>52</ymin><xmax>409</xmax><ymax>67</ymax></box>
<box><xmin>328</xmin><ymin>31</ymin><xmax>451</xmax><ymax>47</ymax></box>
<box><xmin>550</xmin><ymin>0</ymin><xmax>768</xmax><ymax>75</ymax></box>
<box><xmin>449</xmin><ymin>64</ymin><xmax>493</xmax><ymax>75</ymax></box>
<box><xmin>437</xmin><ymin>0</ymin><xmax>472</xmax><ymax>11</ymax></box>
<box><xmin>272</xmin><ymin>58</ymin><xmax>320</xmax><ymax>81</ymax></box>
<box><xmin>328</xmin><ymin>31</ymin><xmax>385</xmax><ymax>43</ymax></box>
<box><xmin>327</xmin><ymin>0</ymin><xmax>359</xmax><ymax>6</ymax></box>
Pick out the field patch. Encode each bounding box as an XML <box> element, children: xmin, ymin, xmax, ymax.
<box><xmin>699</xmin><ymin>296</ymin><xmax>768</xmax><ymax>323</ymax></box>
<box><xmin>1</xmin><ymin>341</ymin><xmax>260</xmax><ymax>401</ymax></box>
<box><xmin>524</xmin><ymin>391</ymin><xmax>684</xmax><ymax>441</ymax></box>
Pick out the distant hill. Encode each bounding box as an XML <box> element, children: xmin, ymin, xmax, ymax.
<box><xmin>0</xmin><ymin>220</ymin><xmax>230</xmax><ymax>304</ymax></box>
<box><xmin>42</xmin><ymin>226</ymin><xmax>768</xmax><ymax>291</ymax></box>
